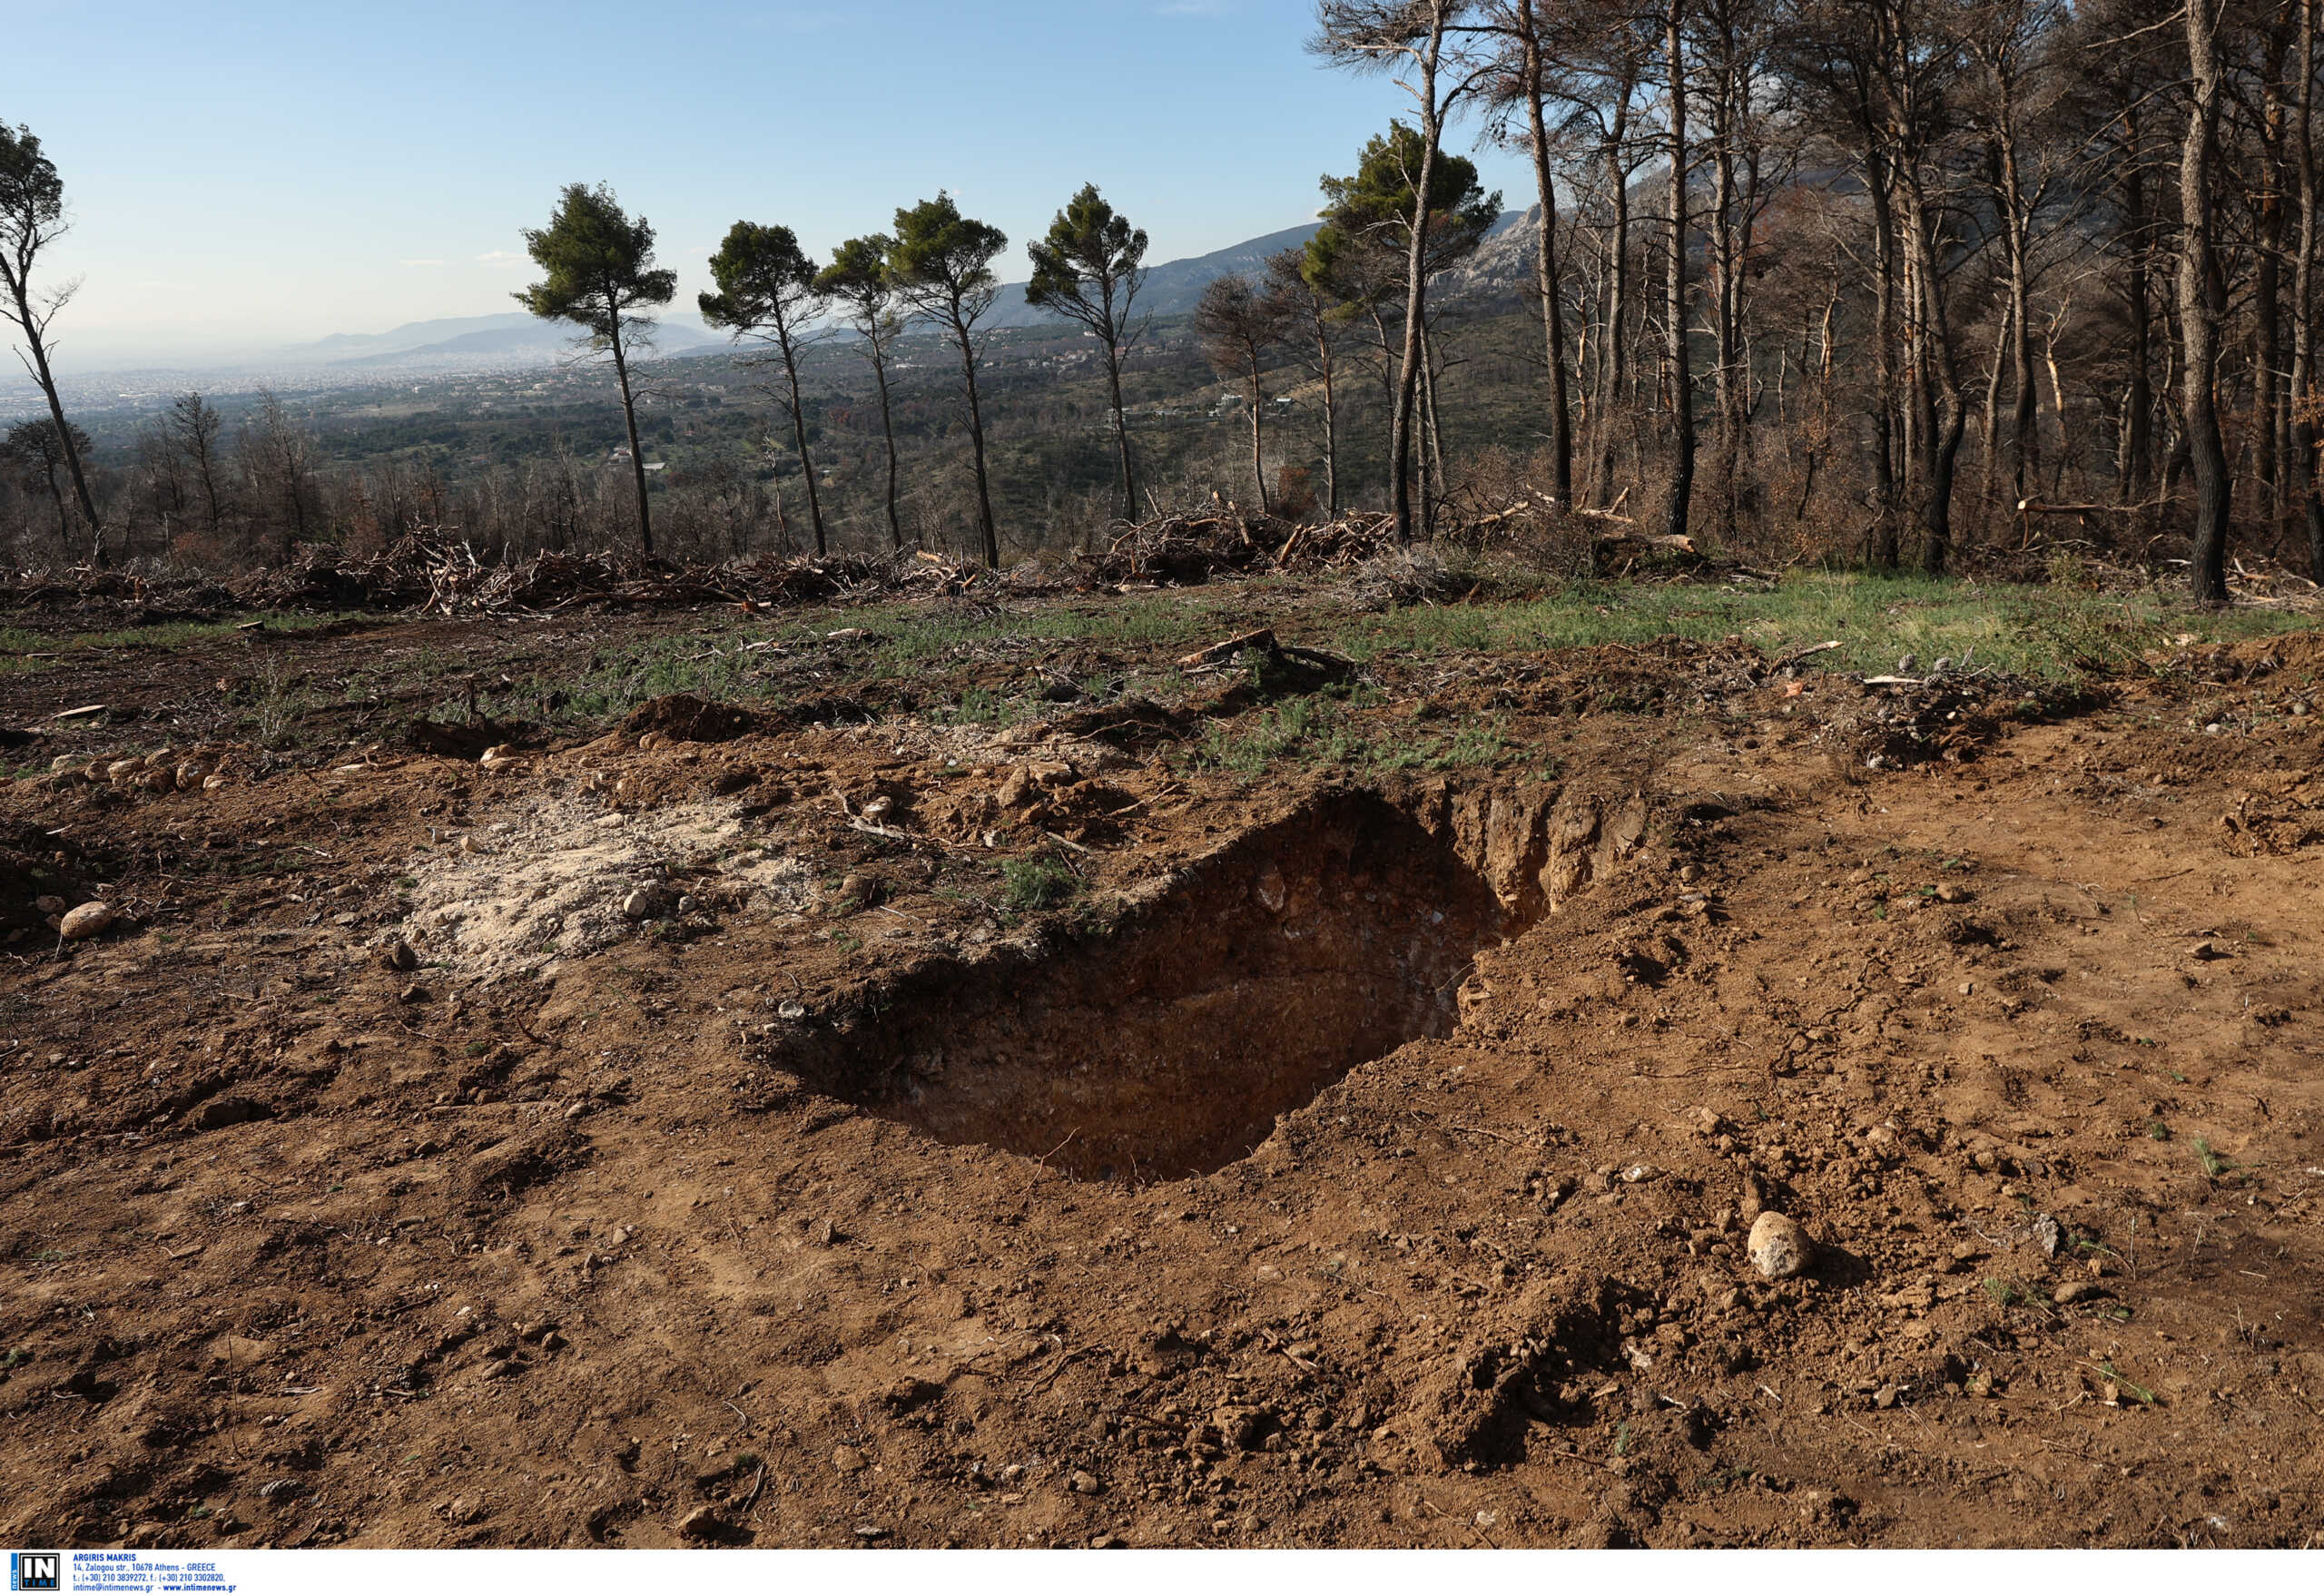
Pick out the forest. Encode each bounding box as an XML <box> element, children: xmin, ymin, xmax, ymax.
<box><xmin>4</xmin><ymin>0</ymin><xmax>2320</xmax><ymax>604</ymax></box>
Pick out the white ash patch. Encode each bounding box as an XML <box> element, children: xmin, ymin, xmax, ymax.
<box><xmin>396</xmin><ymin>789</ymin><xmax>809</xmax><ymax>982</ymax></box>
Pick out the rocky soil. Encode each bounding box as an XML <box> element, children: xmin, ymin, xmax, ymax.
<box><xmin>1</xmin><ymin>607</ymin><xmax>2320</xmax><ymax>1549</ymax></box>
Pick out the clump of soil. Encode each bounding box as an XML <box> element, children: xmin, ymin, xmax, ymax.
<box><xmin>621</xmin><ymin>695</ymin><xmax>760</xmax><ymax>744</ymax></box>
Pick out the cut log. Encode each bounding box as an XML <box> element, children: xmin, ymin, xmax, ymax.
<box><xmin>1177</xmin><ymin>628</ymin><xmax>1279</xmax><ymax>669</ymax></box>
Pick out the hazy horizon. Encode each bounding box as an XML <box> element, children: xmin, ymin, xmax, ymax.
<box><xmin>12</xmin><ymin>0</ymin><xmax>1532</xmax><ymax>370</ymax></box>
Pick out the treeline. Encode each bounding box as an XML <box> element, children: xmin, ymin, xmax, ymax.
<box><xmin>5</xmin><ymin>0</ymin><xmax>2323</xmax><ymax>597</ymax></box>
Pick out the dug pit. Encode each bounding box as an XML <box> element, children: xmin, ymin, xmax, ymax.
<box><xmin>792</xmin><ymin>791</ymin><xmax>1529</xmax><ymax>1181</ymax></box>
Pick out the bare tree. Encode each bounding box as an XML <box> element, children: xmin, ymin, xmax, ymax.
<box><xmin>0</xmin><ymin>416</ymin><xmax>91</xmax><ymax>545</ymax></box>
<box><xmin>1194</xmin><ymin>272</ymin><xmax>1293</xmax><ymax>511</ymax></box>
<box><xmin>2178</xmin><ymin>0</ymin><xmax>2232</xmax><ymax>602</ymax></box>
<box><xmin>1483</xmin><ymin>0</ymin><xmax>1577</xmax><ymax>504</ymax></box>
<box><xmin>241</xmin><ymin>389</ymin><xmax>316</xmax><ymax>557</ymax></box>
<box><xmin>1268</xmin><ymin>248</ymin><xmax>1349</xmax><ymax>517</ymax></box>
<box><xmin>0</xmin><ymin>123</ymin><xmax>103</xmax><ymax>566</ymax></box>
<box><xmin>1312</xmin><ymin>0</ymin><xmax>1491</xmax><ymax>541</ymax></box>
<box><xmin>167</xmin><ymin>392</ymin><xmax>229</xmax><ymax>537</ymax></box>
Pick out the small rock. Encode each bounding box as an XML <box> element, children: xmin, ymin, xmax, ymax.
<box><xmin>2030</xmin><ymin>1214</ymin><xmax>2062</xmax><ymax>1258</ymax></box>
<box><xmin>1253</xmin><ymin>864</ymin><xmax>1287</xmax><ymax>912</ymax></box>
<box><xmin>852</xmin><ymin>1524</ymin><xmax>889</xmax><ymax>1542</ymax></box>
<box><xmin>2053</xmin><ymin>1279</ymin><xmax>2105</xmax><ymax>1306</ymax></box>
<box><xmin>33</xmin><ymin>894</ymin><xmax>65</xmax><ymax>915</ymax></box>
<box><xmin>399</xmin><ymin>983</ymin><xmax>431</xmax><ymax>1005</ymax></box>
<box><xmin>385</xmin><ymin>940</ymin><xmax>419</xmax><ymax>972</ymax></box>
<box><xmin>192</xmin><ymin>1097</ymin><xmax>271</xmax><ymax>1132</ymax></box>
<box><xmin>564</xmin><ymin>1100</ymin><xmax>590</xmax><ymax>1120</ymax></box>
<box><xmin>621</xmin><ymin>889</ymin><xmax>656</xmax><ymax>921</ymax></box>
<box><xmin>832</xmin><ymin>1444</ymin><xmax>866</xmax><ymax>1474</ymax></box>
<box><xmin>675</xmin><ymin>1505</ymin><xmax>725</xmax><ymax>1541</ymax></box>
<box><xmin>1746</xmin><ymin>1212</ymin><xmax>1814</xmax><ymax>1280</ymax></box>
<box><xmin>479</xmin><ymin>1359</ymin><xmax>517</xmax><ymax>1380</ymax></box>
<box><xmin>1620</xmin><ymin>1163</ymin><xmax>1661</xmax><ymax>1183</ymax></box>
<box><xmin>58</xmin><ymin>901</ymin><xmax>114</xmax><ymax>941</ymax></box>
<box><xmin>1068</xmin><ymin>1469</ymin><xmax>1101</xmax><ymax>1495</ymax></box>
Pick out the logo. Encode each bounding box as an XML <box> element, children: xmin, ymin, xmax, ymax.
<box><xmin>9</xmin><ymin>1555</ymin><xmax>59</xmax><ymax>1593</ymax></box>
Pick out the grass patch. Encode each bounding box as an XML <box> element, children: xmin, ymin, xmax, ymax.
<box><xmin>1187</xmin><ymin>692</ymin><xmax>1512</xmax><ymax>778</ymax></box>
<box><xmin>1327</xmin><ymin>571</ymin><xmax>2318</xmax><ymax>680</ymax></box>
<box><xmin>0</xmin><ymin>613</ymin><xmax>355</xmax><ymax>676</ymax></box>
<box><xmin>1000</xmin><ymin>855</ymin><xmax>1081</xmax><ymax>912</ymax></box>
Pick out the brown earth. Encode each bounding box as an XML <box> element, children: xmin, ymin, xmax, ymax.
<box><xmin>1</xmin><ymin>601</ymin><xmax>2321</xmax><ymax>1550</ymax></box>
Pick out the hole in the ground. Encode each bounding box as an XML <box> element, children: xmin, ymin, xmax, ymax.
<box><xmin>794</xmin><ymin>793</ymin><xmax>1521</xmax><ymax>1182</ymax></box>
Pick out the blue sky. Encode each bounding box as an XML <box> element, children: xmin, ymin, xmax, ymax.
<box><xmin>12</xmin><ymin>0</ymin><xmax>1531</xmax><ymax>360</ymax></box>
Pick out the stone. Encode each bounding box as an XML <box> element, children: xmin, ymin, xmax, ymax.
<box><xmin>1746</xmin><ymin>1212</ymin><xmax>1814</xmax><ymax>1280</ymax></box>
<box><xmin>832</xmin><ymin>1445</ymin><xmax>866</xmax><ymax>1474</ymax></box>
<box><xmin>385</xmin><ymin>940</ymin><xmax>419</xmax><ymax>972</ymax></box>
<box><xmin>2030</xmin><ymin>1214</ymin><xmax>2062</xmax><ymax>1258</ymax></box>
<box><xmin>58</xmin><ymin>901</ymin><xmax>114</xmax><ymax>941</ymax></box>
<box><xmin>675</xmin><ymin>1505</ymin><xmax>725</xmax><ymax>1541</ymax></box>
<box><xmin>192</xmin><ymin>1097</ymin><xmax>271</xmax><ymax>1132</ymax></box>
<box><xmin>621</xmin><ymin>889</ymin><xmax>656</xmax><ymax>921</ymax></box>
<box><xmin>33</xmin><ymin>895</ymin><xmax>65</xmax><ymax>915</ymax></box>
<box><xmin>2053</xmin><ymin>1280</ymin><xmax>2104</xmax><ymax>1306</ymax></box>
<box><xmin>1068</xmin><ymin>1470</ymin><xmax>1101</xmax><ymax>1495</ymax></box>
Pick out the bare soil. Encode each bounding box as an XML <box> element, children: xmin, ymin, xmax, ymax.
<box><xmin>2</xmin><ymin>596</ymin><xmax>2321</xmax><ymax>1550</ymax></box>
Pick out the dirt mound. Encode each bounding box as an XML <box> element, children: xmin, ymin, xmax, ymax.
<box><xmin>396</xmin><ymin>787</ymin><xmax>812</xmax><ymax>983</ymax></box>
<box><xmin>620</xmin><ymin>695</ymin><xmax>759</xmax><ymax>744</ymax></box>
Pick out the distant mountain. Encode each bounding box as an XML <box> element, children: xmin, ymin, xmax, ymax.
<box><xmin>300</xmin><ymin>313</ymin><xmax>541</xmax><ymax>360</ymax></box>
<box><xmin>326</xmin><ymin>315</ymin><xmax>724</xmax><ymax>369</ymax></box>
<box><xmin>984</xmin><ymin>211</ymin><xmax>1531</xmax><ymax>330</ymax></box>
<box><xmin>987</xmin><ymin>221</ymin><xmax>1328</xmax><ymax>328</ymax></box>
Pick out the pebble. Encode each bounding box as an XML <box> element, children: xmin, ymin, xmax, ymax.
<box><xmin>58</xmin><ymin>901</ymin><xmax>114</xmax><ymax>941</ymax></box>
<box><xmin>33</xmin><ymin>894</ymin><xmax>65</xmax><ymax>915</ymax></box>
<box><xmin>1747</xmin><ymin>1212</ymin><xmax>1814</xmax><ymax>1280</ymax></box>
<box><xmin>832</xmin><ymin>1445</ymin><xmax>866</xmax><ymax>1474</ymax></box>
<box><xmin>1068</xmin><ymin>1470</ymin><xmax>1101</xmax><ymax>1495</ymax></box>
<box><xmin>621</xmin><ymin>889</ymin><xmax>656</xmax><ymax>921</ymax></box>
<box><xmin>2053</xmin><ymin>1280</ymin><xmax>2104</xmax><ymax>1306</ymax></box>
<box><xmin>385</xmin><ymin>940</ymin><xmax>419</xmax><ymax>972</ymax></box>
<box><xmin>675</xmin><ymin>1505</ymin><xmax>724</xmax><ymax>1540</ymax></box>
<box><xmin>2031</xmin><ymin>1214</ymin><xmax>2062</xmax><ymax>1258</ymax></box>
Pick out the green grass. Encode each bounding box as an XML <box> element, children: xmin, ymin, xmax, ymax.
<box><xmin>1186</xmin><ymin>690</ymin><xmax>1514</xmax><ymax>778</ymax></box>
<box><xmin>1000</xmin><ymin>855</ymin><xmax>1081</xmax><ymax>912</ymax></box>
<box><xmin>1327</xmin><ymin>571</ymin><xmax>2319</xmax><ymax>680</ymax></box>
<box><xmin>0</xmin><ymin>613</ymin><xmax>355</xmax><ymax>676</ymax></box>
